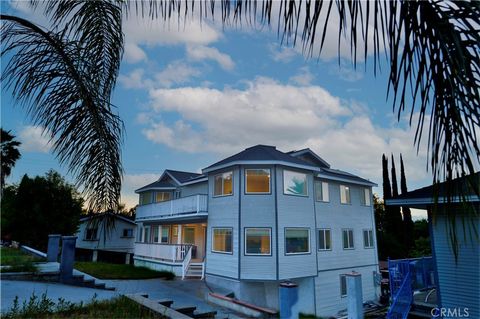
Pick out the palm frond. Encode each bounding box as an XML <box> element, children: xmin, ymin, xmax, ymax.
<box><xmin>1</xmin><ymin>14</ymin><xmax>123</xmax><ymax>212</ymax></box>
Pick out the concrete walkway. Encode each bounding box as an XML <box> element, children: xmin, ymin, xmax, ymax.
<box><xmin>1</xmin><ymin>280</ymin><xmax>117</xmax><ymax>313</ymax></box>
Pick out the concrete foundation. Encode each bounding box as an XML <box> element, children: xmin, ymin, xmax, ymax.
<box><xmin>46</xmin><ymin>234</ymin><xmax>61</xmax><ymax>262</ymax></box>
<box><xmin>346</xmin><ymin>272</ymin><xmax>363</xmax><ymax>319</ymax></box>
<box><xmin>59</xmin><ymin>236</ymin><xmax>77</xmax><ymax>283</ymax></box>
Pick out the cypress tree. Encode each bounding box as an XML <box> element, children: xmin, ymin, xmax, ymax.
<box><xmin>382</xmin><ymin>154</ymin><xmax>392</xmax><ymax>199</ymax></box>
<box><xmin>391</xmin><ymin>154</ymin><xmax>399</xmax><ymax>197</ymax></box>
<box><xmin>400</xmin><ymin>154</ymin><xmax>414</xmax><ymax>252</ymax></box>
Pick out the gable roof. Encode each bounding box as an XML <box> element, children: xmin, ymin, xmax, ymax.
<box><xmin>79</xmin><ymin>213</ymin><xmax>136</xmax><ymax>225</ymax></box>
<box><xmin>287</xmin><ymin>148</ymin><xmax>331</xmax><ymax>168</ymax></box>
<box><xmin>386</xmin><ymin>172</ymin><xmax>480</xmax><ymax>208</ymax></box>
<box><xmin>202</xmin><ymin>144</ymin><xmax>319</xmax><ymax>173</ymax></box>
<box><xmin>135</xmin><ymin>169</ymin><xmax>207</xmax><ymax>193</ymax></box>
<box><xmin>164</xmin><ymin>169</ymin><xmax>204</xmax><ymax>184</ymax></box>
<box><xmin>135</xmin><ymin>180</ymin><xmax>177</xmax><ymax>193</ymax></box>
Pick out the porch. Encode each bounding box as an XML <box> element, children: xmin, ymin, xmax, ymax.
<box><xmin>134</xmin><ymin>223</ymin><xmax>207</xmax><ymax>279</ymax></box>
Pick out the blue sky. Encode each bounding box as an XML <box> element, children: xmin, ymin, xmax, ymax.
<box><xmin>1</xmin><ymin>2</ymin><xmax>430</xmax><ymax>218</ymax></box>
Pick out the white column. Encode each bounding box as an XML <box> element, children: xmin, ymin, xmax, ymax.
<box><xmin>177</xmin><ymin>225</ymin><xmax>182</xmax><ymax>244</ymax></box>
<box><xmin>346</xmin><ymin>272</ymin><xmax>363</xmax><ymax>319</ymax></box>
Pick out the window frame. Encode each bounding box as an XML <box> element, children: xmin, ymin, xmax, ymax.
<box><xmin>340</xmin><ymin>275</ymin><xmax>347</xmax><ymax>297</ymax></box>
<box><xmin>122</xmin><ymin>228</ymin><xmax>134</xmax><ymax>238</ymax></box>
<box><xmin>315</xmin><ymin>181</ymin><xmax>329</xmax><ymax>202</ymax></box>
<box><xmin>342</xmin><ymin>228</ymin><xmax>355</xmax><ymax>250</ymax></box>
<box><xmin>363</xmin><ymin>229</ymin><xmax>374</xmax><ymax>249</ymax></box>
<box><xmin>139</xmin><ymin>191</ymin><xmax>153</xmax><ymax>205</ymax></box>
<box><xmin>244</xmin><ymin>227</ymin><xmax>272</xmax><ymax>256</ymax></box>
<box><xmin>362</xmin><ymin>188</ymin><xmax>371</xmax><ymax>206</ymax></box>
<box><xmin>143</xmin><ymin>226</ymin><xmax>151</xmax><ymax>243</ymax></box>
<box><xmin>213</xmin><ymin>171</ymin><xmax>234</xmax><ymax>197</ymax></box>
<box><xmin>211</xmin><ymin>227</ymin><xmax>233</xmax><ymax>254</ymax></box>
<box><xmin>160</xmin><ymin>225</ymin><xmax>170</xmax><ymax>243</ymax></box>
<box><xmin>284</xmin><ymin>227</ymin><xmax>311</xmax><ymax>255</ymax></box>
<box><xmin>245</xmin><ymin>169</ymin><xmax>271</xmax><ymax>194</ymax></box>
<box><xmin>85</xmin><ymin>228</ymin><xmax>98</xmax><ymax>241</ymax></box>
<box><xmin>317</xmin><ymin>228</ymin><xmax>332</xmax><ymax>251</ymax></box>
<box><xmin>340</xmin><ymin>185</ymin><xmax>351</xmax><ymax>204</ymax></box>
<box><xmin>155</xmin><ymin>191</ymin><xmax>172</xmax><ymax>203</ymax></box>
<box><xmin>283</xmin><ymin>170</ymin><xmax>309</xmax><ymax>197</ymax></box>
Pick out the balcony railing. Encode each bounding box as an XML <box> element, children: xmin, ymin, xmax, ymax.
<box><xmin>134</xmin><ymin>242</ymin><xmax>192</xmax><ymax>263</ymax></box>
<box><xmin>136</xmin><ymin>194</ymin><xmax>208</xmax><ymax>221</ymax></box>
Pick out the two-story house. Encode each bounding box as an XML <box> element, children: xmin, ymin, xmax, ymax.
<box><xmin>134</xmin><ymin>145</ymin><xmax>379</xmax><ymax>317</ymax></box>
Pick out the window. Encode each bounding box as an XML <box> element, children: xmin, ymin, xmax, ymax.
<box><xmin>143</xmin><ymin>226</ymin><xmax>151</xmax><ymax>243</ymax></box>
<box><xmin>245</xmin><ymin>169</ymin><xmax>271</xmax><ymax>193</ymax></box>
<box><xmin>361</xmin><ymin>188</ymin><xmax>371</xmax><ymax>206</ymax></box>
<box><xmin>139</xmin><ymin>191</ymin><xmax>152</xmax><ymax>205</ymax></box>
<box><xmin>137</xmin><ymin>227</ymin><xmax>143</xmax><ymax>242</ymax></box>
<box><xmin>122</xmin><ymin>228</ymin><xmax>133</xmax><ymax>237</ymax></box>
<box><xmin>214</xmin><ymin>171</ymin><xmax>233</xmax><ymax>196</ymax></box>
<box><xmin>363</xmin><ymin>229</ymin><xmax>374</xmax><ymax>248</ymax></box>
<box><xmin>318</xmin><ymin>229</ymin><xmax>331</xmax><ymax>250</ymax></box>
<box><xmin>285</xmin><ymin>228</ymin><xmax>310</xmax><ymax>254</ymax></box>
<box><xmin>152</xmin><ymin>226</ymin><xmax>159</xmax><ymax>242</ymax></box>
<box><xmin>340</xmin><ymin>185</ymin><xmax>351</xmax><ymax>204</ymax></box>
<box><xmin>85</xmin><ymin>228</ymin><xmax>98</xmax><ymax>240</ymax></box>
<box><xmin>283</xmin><ymin>170</ymin><xmax>308</xmax><ymax>196</ymax></box>
<box><xmin>161</xmin><ymin>226</ymin><xmax>170</xmax><ymax>243</ymax></box>
<box><xmin>212</xmin><ymin>228</ymin><xmax>233</xmax><ymax>253</ymax></box>
<box><xmin>155</xmin><ymin>192</ymin><xmax>171</xmax><ymax>203</ymax></box>
<box><xmin>245</xmin><ymin>228</ymin><xmax>271</xmax><ymax>255</ymax></box>
<box><xmin>340</xmin><ymin>275</ymin><xmax>347</xmax><ymax>297</ymax></box>
<box><xmin>342</xmin><ymin>229</ymin><xmax>354</xmax><ymax>249</ymax></box>
<box><xmin>315</xmin><ymin>181</ymin><xmax>329</xmax><ymax>202</ymax></box>
<box><xmin>183</xmin><ymin>227</ymin><xmax>195</xmax><ymax>245</ymax></box>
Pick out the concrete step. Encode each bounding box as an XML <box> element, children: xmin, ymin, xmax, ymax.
<box><xmin>174</xmin><ymin>306</ymin><xmax>197</xmax><ymax>316</ymax></box>
<box><xmin>192</xmin><ymin>310</ymin><xmax>217</xmax><ymax>318</ymax></box>
<box><xmin>157</xmin><ymin>299</ymin><xmax>174</xmax><ymax>307</ymax></box>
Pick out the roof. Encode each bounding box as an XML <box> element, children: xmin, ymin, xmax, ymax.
<box><xmin>318</xmin><ymin>168</ymin><xmax>377</xmax><ymax>187</ymax></box>
<box><xmin>287</xmin><ymin>148</ymin><xmax>331</xmax><ymax>168</ymax></box>
<box><xmin>386</xmin><ymin>172</ymin><xmax>480</xmax><ymax>208</ymax></box>
<box><xmin>79</xmin><ymin>213</ymin><xmax>136</xmax><ymax>225</ymax></box>
<box><xmin>203</xmin><ymin>144</ymin><xmax>319</xmax><ymax>173</ymax></box>
<box><xmin>135</xmin><ymin>180</ymin><xmax>176</xmax><ymax>193</ymax></box>
<box><xmin>165</xmin><ymin>169</ymin><xmax>204</xmax><ymax>184</ymax></box>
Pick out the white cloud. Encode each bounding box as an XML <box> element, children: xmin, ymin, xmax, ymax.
<box><xmin>290</xmin><ymin>67</ymin><xmax>314</xmax><ymax>85</ymax></box>
<box><xmin>118</xmin><ymin>68</ymin><xmax>152</xmax><ymax>89</ymax></box>
<box><xmin>186</xmin><ymin>45</ymin><xmax>235</xmax><ymax>71</ymax></box>
<box><xmin>270</xmin><ymin>44</ymin><xmax>298</xmax><ymax>63</ymax></box>
<box><xmin>141</xmin><ymin>77</ymin><xmax>430</xmax><ymax>188</ymax></box>
<box><xmin>155</xmin><ymin>61</ymin><xmax>201</xmax><ymax>87</ymax></box>
<box><xmin>124</xmin><ymin>42</ymin><xmax>147</xmax><ymax>63</ymax></box>
<box><xmin>18</xmin><ymin>126</ymin><xmax>52</xmax><ymax>153</ymax></box>
<box><xmin>329</xmin><ymin>60</ymin><xmax>364</xmax><ymax>82</ymax></box>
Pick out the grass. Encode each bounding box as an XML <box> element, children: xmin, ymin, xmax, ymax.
<box><xmin>0</xmin><ymin>247</ymin><xmax>41</xmax><ymax>273</ymax></box>
<box><xmin>74</xmin><ymin>261</ymin><xmax>175</xmax><ymax>280</ymax></box>
<box><xmin>4</xmin><ymin>293</ymin><xmax>165</xmax><ymax>319</ymax></box>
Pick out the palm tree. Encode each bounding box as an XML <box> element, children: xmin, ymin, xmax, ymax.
<box><xmin>1</xmin><ymin>1</ymin><xmax>479</xmax><ymax>247</ymax></box>
<box><xmin>0</xmin><ymin>129</ymin><xmax>22</xmax><ymax>190</ymax></box>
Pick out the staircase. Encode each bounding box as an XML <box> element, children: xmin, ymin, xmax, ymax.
<box><xmin>386</xmin><ymin>260</ymin><xmax>412</xmax><ymax>319</ymax></box>
<box><xmin>70</xmin><ymin>274</ymin><xmax>115</xmax><ymax>291</ymax></box>
<box><xmin>185</xmin><ymin>262</ymin><xmax>204</xmax><ymax>279</ymax></box>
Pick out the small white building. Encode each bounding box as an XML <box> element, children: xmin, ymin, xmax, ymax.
<box><xmin>76</xmin><ymin>213</ymin><xmax>137</xmax><ymax>264</ymax></box>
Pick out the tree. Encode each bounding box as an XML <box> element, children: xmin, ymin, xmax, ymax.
<box><xmin>1</xmin><ymin>170</ymin><xmax>83</xmax><ymax>251</ymax></box>
<box><xmin>0</xmin><ymin>129</ymin><xmax>21</xmax><ymax>191</ymax></box>
<box><xmin>400</xmin><ymin>154</ymin><xmax>414</xmax><ymax>251</ymax></box>
<box><xmin>1</xmin><ymin>1</ymin><xmax>478</xmax><ymax>243</ymax></box>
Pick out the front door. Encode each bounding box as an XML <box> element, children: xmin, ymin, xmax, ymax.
<box><xmin>183</xmin><ymin>227</ymin><xmax>196</xmax><ymax>258</ymax></box>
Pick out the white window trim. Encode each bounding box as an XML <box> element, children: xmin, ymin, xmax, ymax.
<box><xmin>244</xmin><ymin>228</ymin><xmax>272</xmax><ymax>256</ymax></box>
<box><xmin>285</xmin><ymin>228</ymin><xmax>311</xmax><ymax>255</ymax></box>
<box><xmin>245</xmin><ymin>169</ymin><xmax>271</xmax><ymax>194</ymax></box>
<box><xmin>211</xmin><ymin>227</ymin><xmax>233</xmax><ymax>254</ymax></box>
<box><xmin>363</xmin><ymin>229</ymin><xmax>374</xmax><ymax>248</ymax></box>
<box><xmin>283</xmin><ymin>170</ymin><xmax>309</xmax><ymax>197</ymax></box>
<box><xmin>213</xmin><ymin>171</ymin><xmax>234</xmax><ymax>197</ymax></box>
<box><xmin>317</xmin><ymin>228</ymin><xmax>332</xmax><ymax>251</ymax></box>
<box><xmin>342</xmin><ymin>228</ymin><xmax>355</xmax><ymax>250</ymax></box>
<box><xmin>363</xmin><ymin>188</ymin><xmax>371</xmax><ymax>206</ymax></box>
<box><xmin>340</xmin><ymin>185</ymin><xmax>351</xmax><ymax>204</ymax></box>
<box><xmin>160</xmin><ymin>225</ymin><xmax>170</xmax><ymax>243</ymax></box>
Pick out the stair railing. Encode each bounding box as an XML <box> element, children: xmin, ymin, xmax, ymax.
<box><xmin>181</xmin><ymin>246</ymin><xmax>192</xmax><ymax>280</ymax></box>
<box><xmin>387</xmin><ymin>260</ymin><xmax>413</xmax><ymax>319</ymax></box>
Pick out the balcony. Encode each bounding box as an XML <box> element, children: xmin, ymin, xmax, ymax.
<box><xmin>136</xmin><ymin>194</ymin><xmax>208</xmax><ymax>222</ymax></box>
<box><xmin>134</xmin><ymin>242</ymin><xmax>191</xmax><ymax>263</ymax></box>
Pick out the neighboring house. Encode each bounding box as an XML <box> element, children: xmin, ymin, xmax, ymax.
<box><xmin>134</xmin><ymin>145</ymin><xmax>379</xmax><ymax>316</ymax></box>
<box><xmin>76</xmin><ymin>213</ymin><xmax>137</xmax><ymax>264</ymax></box>
<box><xmin>387</xmin><ymin>172</ymin><xmax>479</xmax><ymax>318</ymax></box>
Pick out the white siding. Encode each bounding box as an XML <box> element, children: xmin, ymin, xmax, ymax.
<box><xmin>76</xmin><ymin>218</ymin><xmax>136</xmax><ymax>253</ymax></box>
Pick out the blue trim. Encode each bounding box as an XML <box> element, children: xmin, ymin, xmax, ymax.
<box><xmin>428</xmin><ymin>209</ymin><xmax>442</xmax><ymax>309</ymax></box>
<box><xmin>238</xmin><ymin>166</ymin><xmax>242</xmax><ymax>280</ymax></box>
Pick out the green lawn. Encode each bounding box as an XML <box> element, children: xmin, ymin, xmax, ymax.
<box><xmin>74</xmin><ymin>261</ymin><xmax>175</xmax><ymax>280</ymax></box>
<box><xmin>0</xmin><ymin>247</ymin><xmax>41</xmax><ymax>273</ymax></box>
<box><xmin>4</xmin><ymin>295</ymin><xmax>165</xmax><ymax>319</ymax></box>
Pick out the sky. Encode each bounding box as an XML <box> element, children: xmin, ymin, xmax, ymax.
<box><xmin>1</xmin><ymin>1</ymin><xmax>431</xmax><ymax>219</ymax></box>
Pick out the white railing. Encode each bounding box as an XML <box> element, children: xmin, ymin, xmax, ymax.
<box><xmin>201</xmin><ymin>262</ymin><xmax>205</xmax><ymax>280</ymax></box>
<box><xmin>181</xmin><ymin>246</ymin><xmax>192</xmax><ymax>280</ymax></box>
<box><xmin>134</xmin><ymin>242</ymin><xmax>192</xmax><ymax>263</ymax></box>
<box><xmin>136</xmin><ymin>194</ymin><xmax>208</xmax><ymax>221</ymax></box>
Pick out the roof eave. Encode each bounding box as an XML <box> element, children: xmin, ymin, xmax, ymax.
<box><xmin>316</xmin><ymin>173</ymin><xmax>377</xmax><ymax>187</ymax></box>
<box><xmin>202</xmin><ymin>160</ymin><xmax>320</xmax><ymax>174</ymax></box>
